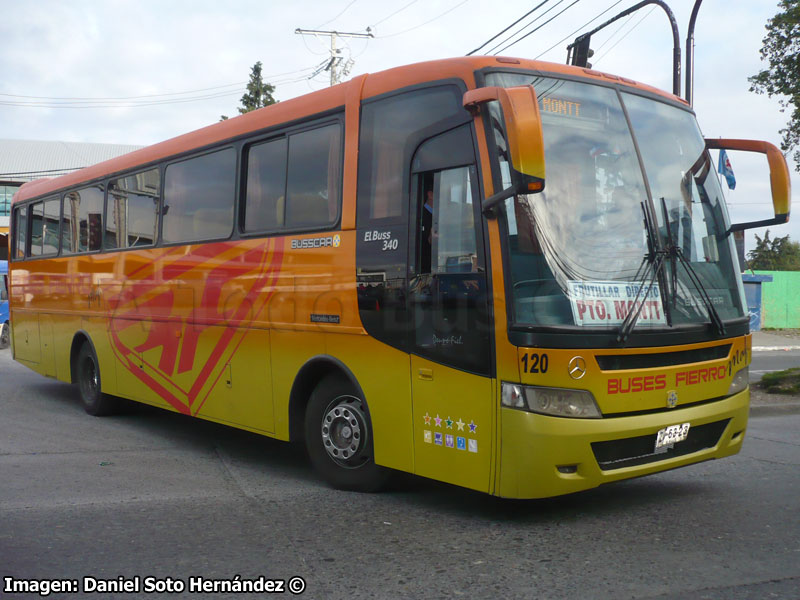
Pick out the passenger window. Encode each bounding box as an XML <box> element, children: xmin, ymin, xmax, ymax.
<box><xmin>244</xmin><ymin>137</ymin><xmax>287</xmax><ymax>232</ymax></box>
<box><xmin>29</xmin><ymin>199</ymin><xmax>60</xmax><ymax>257</ymax></box>
<box><xmin>106</xmin><ymin>169</ymin><xmax>160</xmax><ymax>249</ymax></box>
<box><xmin>61</xmin><ymin>200</ymin><xmax>73</xmax><ymax>254</ymax></box>
<box><xmin>29</xmin><ymin>202</ymin><xmax>44</xmax><ymax>257</ymax></box>
<box><xmin>163</xmin><ymin>148</ymin><xmax>235</xmax><ymax>243</ymax></box>
<box><xmin>13</xmin><ymin>206</ymin><xmax>27</xmax><ymax>259</ymax></box>
<box><xmin>285</xmin><ymin>123</ymin><xmax>341</xmax><ymax>229</ymax></box>
<box><xmin>62</xmin><ymin>186</ymin><xmax>104</xmax><ymax>254</ymax></box>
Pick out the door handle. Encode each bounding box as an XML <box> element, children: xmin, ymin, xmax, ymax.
<box><xmin>418</xmin><ymin>368</ymin><xmax>433</xmax><ymax>381</ymax></box>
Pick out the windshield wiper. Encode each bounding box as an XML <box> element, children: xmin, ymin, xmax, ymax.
<box><xmin>617</xmin><ymin>202</ymin><xmax>670</xmax><ymax>344</ymax></box>
<box><xmin>617</xmin><ymin>198</ymin><xmax>727</xmax><ymax>343</ymax></box>
<box><xmin>659</xmin><ymin>197</ymin><xmax>726</xmax><ymax>336</ymax></box>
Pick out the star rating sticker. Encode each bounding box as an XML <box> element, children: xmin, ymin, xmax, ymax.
<box><xmin>456</xmin><ymin>418</ymin><xmax>465</xmax><ymax>431</ymax></box>
<box><xmin>468</xmin><ymin>420</ymin><xmax>477</xmax><ymax>433</ymax></box>
<box><xmin>423</xmin><ymin>412</ymin><xmax>431</xmax><ymax>425</ymax></box>
<box><xmin>434</xmin><ymin>414</ymin><xmax>443</xmax><ymax>427</ymax></box>
<box><xmin>445</xmin><ymin>416</ymin><xmax>453</xmax><ymax>429</ymax></box>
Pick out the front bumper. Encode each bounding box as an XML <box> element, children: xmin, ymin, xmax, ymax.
<box><xmin>496</xmin><ymin>388</ymin><xmax>749</xmax><ymax>498</ymax></box>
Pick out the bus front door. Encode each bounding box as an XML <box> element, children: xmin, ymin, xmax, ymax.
<box><xmin>408</xmin><ymin>156</ymin><xmax>494</xmax><ymax>493</ymax></box>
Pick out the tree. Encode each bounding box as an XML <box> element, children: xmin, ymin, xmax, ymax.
<box><xmin>220</xmin><ymin>61</ymin><xmax>277</xmax><ymax>121</ymax></box>
<box><xmin>748</xmin><ymin>0</ymin><xmax>800</xmax><ymax>172</ymax></box>
<box><xmin>747</xmin><ymin>230</ymin><xmax>800</xmax><ymax>270</ymax></box>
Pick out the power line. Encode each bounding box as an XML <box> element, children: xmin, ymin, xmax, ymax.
<box><xmin>534</xmin><ymin>0</ymin><xmax>623</xmax><ymax>59</ymax></box>
<box><xmin>492</xmin><ymin>0</ymin><xmax>582</xmax><ymax>56</ymax></box>
<box><xmin>315</xmin><ymin>0</ymin><xmax>360</xmax><ymax>29</ymax></box>
<box><xmin>0</xmin><ymin>67</ymin><xmax>321</xmax><ymax>109</ymax></box>
<box><xmin>485</xmin><ymin>0</ymin><xmax>568</xmax><ymax>55</ymax></box>
<box><xmin>295</xmin><ymin>29</ymin><xmax>373</xmax><ymax>85</ymax></box>
<box><xmin>370</xmin><ymin>0</ymin><xmax>418</xmax><ymax>28</ymax></box>
<box><xmin>0</xmin><ymin>82</ymin><xmax>245</xmax><ymax>102</ymax></box>
<box><xmin>467</xmin><ymin>0</ymin><xmax>550</xmax><ymax>56</ymax></box>
<box><xmin>0</xmin><ymin>66</ymin><xmax>317</xmax><ymax>104</ymax></box>
<box><xmin>0</xmin><ymin>89</ymin><xmax>242</xmax><ymax>109</ymax></box>
<box><xmin>375</xmin><ymin>0</ymin><xmax>470</xmax><ymax>38</ymax></box>
<box><xmin>593</xmin><ymin>12</ymin><xmax>636</xmax><ymax>54</ymax></box>
<box><xmin>592</xmin><ymin>5</ymin><xmax>657</xmax><ymax>66</ymax></box>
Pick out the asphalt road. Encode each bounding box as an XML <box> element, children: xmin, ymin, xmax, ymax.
<box><xmin>750</xmin><ymin>350</ymin><xmax>800</xmax><ymax>383</ymax></box>
<box><xmin>1</xmin><ymin>347</ymin><xmax>799</xmax><ymax>600</ymax></box>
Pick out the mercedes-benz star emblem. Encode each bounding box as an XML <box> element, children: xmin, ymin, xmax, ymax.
<box><xmin>568</xmin><ymin>356</ymin><xmax>587</xmax><ymax>380</ymax></box>
<box><xmin>666</xmin><ymin>390</ymin><xmax>678</xmax><ymax>408</ymax></box>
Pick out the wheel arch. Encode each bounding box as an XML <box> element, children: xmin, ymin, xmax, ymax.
<box><xmin>288</xmin><ymin>355</ymin><xmax>367</xmax><ymax>443</ymax></box>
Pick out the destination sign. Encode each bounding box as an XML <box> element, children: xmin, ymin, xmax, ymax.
<box><xmin>567</xmin><ymin>280</ymin><xmax>667</xmax><ymax>327</ymax></box>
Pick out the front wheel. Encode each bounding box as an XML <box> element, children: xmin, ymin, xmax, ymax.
<box><xmin>304</xmin><ymin>374</ymin><xmax>388</xmax><ymax>492</ymax></box>
<box><xmin>76</xmin><ymin>342</ymin><xmax>118</xmax><ymax>416</ymax></box>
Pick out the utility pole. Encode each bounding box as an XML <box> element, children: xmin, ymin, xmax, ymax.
<box><xmin>294</xmin><ymin>28</ymin><xmax>374</xmax><ymax>86</ymax></box>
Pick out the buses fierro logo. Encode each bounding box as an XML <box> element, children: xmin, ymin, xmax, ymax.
<box><xmin>291</xmin><ymin>235</ymin><xmax>341</xmax><ymax>249</ymax></box>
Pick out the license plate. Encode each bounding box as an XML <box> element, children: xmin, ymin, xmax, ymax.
<box><xmin>655</xmin><ymin>423</ymin><xmax>690</xmax><ymax>450</ymax></box>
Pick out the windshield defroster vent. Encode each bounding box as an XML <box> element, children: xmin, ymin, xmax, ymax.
<box><xmin>595</xmin><ymin>344</ymin><xmax>731</xmax><ymax>371</ymax></box>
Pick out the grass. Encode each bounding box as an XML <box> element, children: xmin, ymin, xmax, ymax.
<box><xmin>759</xmin><ymin>367</ymin><xmax>800</xmax><ymax>395</ymax></box>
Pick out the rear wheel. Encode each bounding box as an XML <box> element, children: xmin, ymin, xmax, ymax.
<box><xmin>304</xmin><ymin>374</ymin><xmax>388</xmax><ymax>492</ymax></box>
<box><xmin>76</xmin><ymin>342</ymin><xmax>117</xmax><ymax>416</ymax></box>
<box><xmin>0</xmin><ymin>322</ymin><xmax>9</xmax><ymax>349</ymax></box>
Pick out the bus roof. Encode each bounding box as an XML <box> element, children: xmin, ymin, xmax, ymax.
<box><xmin>13</xmin><ymin>56</ymin><xmax>683</xmax><ymax>205</ymax></box>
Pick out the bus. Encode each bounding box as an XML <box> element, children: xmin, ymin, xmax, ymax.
<box><xmin>8</xmin><ymin>57</ymin><xmax>791</xmax><ymax>498</ymax></box>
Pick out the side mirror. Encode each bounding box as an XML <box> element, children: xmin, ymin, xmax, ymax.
<box><xmin>463</xmin><ymin>85</ymin><xmax>546</xmax><ymax>215</ymax></box>
<box><xmin>705</xmin><ymin>138</ymin><xmax>791</xmax><ymax>232</ymax></box>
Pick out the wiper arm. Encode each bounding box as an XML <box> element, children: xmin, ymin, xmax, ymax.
<box><xmin>658</xmin><ymin>197</ymin><xmax>726</xmax><ymax>336</ymax></box>
<box><xmin>617</xmin><ymin>203</ymin><xmax>667</xmax><ymax>344</ymax></box>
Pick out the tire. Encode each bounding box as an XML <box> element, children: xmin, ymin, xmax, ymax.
<box><xmin>76</xmin><ymin>342</ymin><xmax>117</xmax><ymax>416</ymax></box>
<box><xmin>304</xmin><ymin>374</ymin><xmax>389</xmax><ymax>492</ymax></box>
<box><xmin>0</xmin><ymin>322</ymin><xmax>9</xmax><ymax>350</ymax></box>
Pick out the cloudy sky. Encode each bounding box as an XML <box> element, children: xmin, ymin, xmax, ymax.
<box><xmin>0</xmin><ymin>0</ymin><xmax>797</xmax><ymax>251</ymax></box>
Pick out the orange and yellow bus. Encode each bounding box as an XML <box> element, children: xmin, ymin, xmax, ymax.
<box><xmin>8</xmin><ymin>57</ymin><xmax>791</xmax><ymax>498</ymax></box>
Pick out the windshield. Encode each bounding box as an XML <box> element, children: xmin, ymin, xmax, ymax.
<box><xmin>485</xmin><ymin>73</ymin><xmax>746</xmax><ymax>333</ymax></box>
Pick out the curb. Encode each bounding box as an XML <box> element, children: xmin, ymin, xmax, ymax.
<box><xmin>752</xmin><ymin>346</ymin><xmax>800</xmax><ymax>352</ymax></box>
<box><xmin>750</xmin><ymin>402</ymin><xmax>800</xmax><ymax>417</ymax></box>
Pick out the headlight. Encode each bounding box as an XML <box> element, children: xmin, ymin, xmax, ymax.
<box><xmin>502</xmin><ymin>382</ymin><xmax>602</xmax><ymax>418</ymax></box>
<box><xmin>727</xmin><ymin>367</ymin><xmax>749</xmax><ymax>396</ymax></box>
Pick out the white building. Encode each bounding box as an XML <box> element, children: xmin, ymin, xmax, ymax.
<box><xmin>0</xmin><ymin>139</ymin><xmax>142</xmax><ymax>259</ymax></box>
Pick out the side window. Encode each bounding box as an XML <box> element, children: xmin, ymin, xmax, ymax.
<box><xmin>29</xmin><ymin>202</ymin><xmax>44</xmax><ymax>257</ymax></box>
<box><xmin>13</xmin><ymin>206</ymin><xmax>27</xmax><ymax>260</ymax></box>
<box><xmin>412</xmin><ymin>125</ymin><xmax>479</xmax><ymax>275</ymax></box>
<box><xmin>163</xmin><ymin>148</ymin><xmax>235</xmax><ymax>244</ymax></box>
<box><xmin>29</xmin><ymin>198</ymin><xmax>60</xmax><ymax>257</ymax></box>
<box><xmin>285</xmin><ymin>123</ymin><xmax>341</xmax><ymax>229</ymax></box>
<box><xmin>243</xmin><ymin>137</ymin><xmax>287</xmax><ymax>232</ymax></box>
<box><xmin>61</xmin><ymin>198</ymin><xmax>74</xmax><ymax>254</ymax></box>
<box><xmin>418</xmin><ymin>167</ymin><xmax>477</xmax><ymax>275</ymax></box>
<box><xmin>106</xmin><ymin>168</ymin><xmax>160</xmax><ymax>249</ymax></box>
<box><xmin>63</xmin><ymin>186</ymin><xmax>104</xmax><ymax>254</ymax></box>
<box><xmin>357</xmin><ymin>86</ymin><xmax>463</xmax><ymax>224</ymax></box>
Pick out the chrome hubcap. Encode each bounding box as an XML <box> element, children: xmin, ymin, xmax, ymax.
<box><xmin>321</xmin><ymin>397</ymin><xmax>366</xmax><ymax>465</ymax></box>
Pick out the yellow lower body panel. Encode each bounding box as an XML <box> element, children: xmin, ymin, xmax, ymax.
<box><xmin>497</xmin><ymin>389</ymin><xmax>749</xmax><ymax>499</ymax></box>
